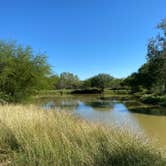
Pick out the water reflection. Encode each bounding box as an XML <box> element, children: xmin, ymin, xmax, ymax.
<box><xmin>125</xmin><ymin>101</ymin><xmax>166</xmax><ymax>116</ymax></box>
<box><xmin>128</xmin><ymin>107</ymin><xmax>166</xmax><ymax>116</ymax></box>
<box><xmin>41</xmin><ymin>97</ymin><xmax>143</xmax><ymax>132</ymax></box>
<box><xmin>85</xmin><ymin>100</ymin><xmax>114</xmax><ymax>111</ymax></box>
<box><xmin>75</xmin><ymin>102</ymin><xmax>142</xmax><ymax>133</ymax></box>
<box><xmin>42</xmin><ymin>98</ymin><xmax>79</xmax><ymax>111</ymax></box>
<box><xmin>37</xmin><ymin>96</ymin><xmax>166</xmax><ymax>146</ymax></box>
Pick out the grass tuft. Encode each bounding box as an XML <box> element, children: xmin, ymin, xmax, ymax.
<box><xmin>0</xmin><ymin>105</ymin><xmax>165</xmax><ymax>166</ymax></box>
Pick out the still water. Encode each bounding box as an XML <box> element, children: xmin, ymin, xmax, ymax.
<box><xmin>37</xmin><ymin>95</ymin><xmax>166</xmax><ymax>147</ymax></box>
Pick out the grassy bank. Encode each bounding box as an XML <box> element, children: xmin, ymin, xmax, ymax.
<box><xmin>33</xmin><ymin>89</ymin><xmax>166</xmax><ymax>116</ymax></box>
<box><xmin>34</xmin><ymin>89</ymin><xmax>133</xmax><ymax>100</ymax></box>
<box><xmin>0</xmin><ymin>105</ymin><xmax>165</xmax><ymax>166</ymax></box>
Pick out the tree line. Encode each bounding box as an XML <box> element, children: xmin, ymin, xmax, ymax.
<box><xmin>48</xmin><ymin>73</ymin><xmax>123</xmax><ymax>91</ymax></box>
<box><xmin>0</xmin><ymin>41</ymin><xmax>123</xmax><ymax>102</ymax></box>
<box><xmin>49</xmin><ymin>19</ymin><xmax>166</xmax><ymax>95</ymax></box>
<box><xmin>0</xmin><ymin>19</ymin><xmax>166</xmax><ymax>102</ymax></box>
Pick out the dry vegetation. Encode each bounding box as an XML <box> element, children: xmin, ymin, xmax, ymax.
<box><xmin>0</xmin><ymin>105</ymin><xmax>165</xmax><ymax>166</ymax></box>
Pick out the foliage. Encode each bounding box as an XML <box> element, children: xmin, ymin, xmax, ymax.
<box><xmin>71</xmin><ymin>88</ymin><xmax>102</xmax><ymax>94</ymax></box>
<box><xmin>84</xmin><ymin>73</ymin><xmax>114</xmax><ymax>91</ymax></box>
<box><xmin>124</xmin><ymin>19</ymin><xmax>166</xmax><ymax>94</ymax></box>
<box><xmin>56</xmin><ymin>72</ymin><xmax>80</xmax><ymax>89</ymax></box>
<box><xmin>46</xmin><ymin>74</ymin><xmax>59</xmax><ymax>90</ymax></box>
<box><xmin>159</xmin><ymin>95</ymin><xmax>166</xmax><ymax>106</ymax></box>
<box><xmin>82</xmin><ymin>79</ymin><xmax>92</xmax><ymax>89</ymax></box>
<box><xmin>91</xmin><ymin>74</ymin><xmax>113</xmax><ymax>90</ymax></box>
<box><xmin>0</xmin><ymin>41</ymin><xmax>51</xmax><ymax>102</ymax></box>
<box><xmin>140</xmin><ymin>94</ymin><xmax>161</xmax><ymax>104</ymax></box>
<box><xmin>0</xmin><ymin>105</ymin><xmax>165</xmax><ymax>166</ymax></box>
<box><xmin>109</xmin><ymin>78</ymin><xmax>124</xmax><ymax>90</ymax></box>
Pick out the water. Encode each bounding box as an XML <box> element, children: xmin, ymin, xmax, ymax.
<box><xmin>36</xmin><ymin>95</ymin><xmax>166</xmax><ymax>147</ymax></box>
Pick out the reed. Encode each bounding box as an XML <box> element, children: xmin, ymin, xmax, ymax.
<box><xmin>0</xmin><ymin>105</ymin><xmax>165</xmax><ymax>166</ymax></box>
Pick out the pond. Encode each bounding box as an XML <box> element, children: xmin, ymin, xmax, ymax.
<box><xmin>36</xmin><ymin>95</ymin><xmax>166</xmax><ymax>147</ymax></box>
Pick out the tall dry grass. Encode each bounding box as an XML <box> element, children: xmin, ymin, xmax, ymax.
<box><xmin>0</xmin><ymin>105</ymin><xmax>165</xmax><ymax>166</ymax></box>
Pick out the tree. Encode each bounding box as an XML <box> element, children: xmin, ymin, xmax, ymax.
<box><xmin>89</xmin><ymin>73</ymin><xmax>113</xmax><ymax>91</ymax></box>
<box><xmin>47</xmin><ymin>74</ymin><xmax>59</xmax><ymax>90</ymax></box>
<box><xmin>82</xmin><ymin>79</ymin><xmax>92</xmax><ymax>89</ymax></box>
<box><xmin>124</xmin><ymin>19</ymin><xmax>166</xmax><ymax>94</ymax></box>
<box><xmin>109</xmin><ymin>78</ymin><xmax>124</xmax><ymax>90</ymax></box>
<box><xmin>146</xmin><ymin>19</ymin><xmax>166</xmax><ymax>93</ymax></box>
<box><xmin>0</xmin><ymin>41</ymin><xmax>51</xmax><ymax>102</ymax></box>
<box><xmin>57</xmin><ymin>72</ymin><xmax>80</xmax><ymax>89</ymax></box>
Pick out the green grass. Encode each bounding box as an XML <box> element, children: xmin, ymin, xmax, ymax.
<box><xmin>35</xmin><ymin>89</ymin><xmax>73</xmax><ymax>98</ymax></box>
<box><xmin>0</xmin><ymin>105</ymin><xmax>165</xmax><ymax>166</ymax></box>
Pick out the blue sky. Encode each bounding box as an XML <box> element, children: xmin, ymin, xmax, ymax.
<box><xmin>0</xmin><ymin>0</ymin><xmax>166</xmax><ymax>80</ymax></box>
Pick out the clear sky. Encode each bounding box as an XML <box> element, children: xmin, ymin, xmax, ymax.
<box><xmin>0</xmin><ymin>0</ymin><xmax>166</xmax><ymax>80</ymax></box>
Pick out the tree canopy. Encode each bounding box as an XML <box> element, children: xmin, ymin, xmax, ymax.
<box><xmin>56</xmin><ymin>72</ymin><xmax>80</xmax><ymax>89</ymax></box>
<box><xmin>0</xmin><ymin>41</ymin><xmax>51</xmax><ymax>102</ymax></box>
<box><xmin>83</xmin><ymin>74</ymin><xmax>114</xmax><ymax>91</ymax></box>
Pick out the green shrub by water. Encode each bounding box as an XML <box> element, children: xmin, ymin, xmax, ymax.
<box><xmin>0</xmin><ymin>105</ymin><xmax>165</xmax><ymax>166</ymax></box>
<box><xmin>140</xmin><ymin>94</ymin><xmax>161</xmax><ymax>104</ymax></box>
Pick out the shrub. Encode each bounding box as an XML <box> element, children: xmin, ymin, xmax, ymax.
<box><xmin>0</xmin><ymin>41</ymin><xmax>51</xmax><ymax>102</ymax></box>
<box><xmin>159</xmin><ymin>95</ymin><xmax>166</xmax><ymax>106</ymax></box>
<box><xmin>140</xmin><ymin>94</ymin><xmax>161</xmax><ymax>104</ymax></box>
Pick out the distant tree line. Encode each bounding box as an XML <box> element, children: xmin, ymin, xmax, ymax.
<box><xmin>0</xmin><ymin>40</ymin><xmax>123</xmax><ymax>102</ymax></box>
<box><xmin>48</xmin><ymin>73</ymin><xmax>124</xmax><ymax>92</ymax></box>
<box><xmin>1</xmin><ymin>19</ymin><xmax>166</xmax><ymax>102</ymax></box>
<box><xmin>47</xmin><ymin>72</ymin><xmax>80</xmax><ymax>90</ymax></box>
<box><xmin>0</xmin><ymin>40</ymin><xmax>123</xmax><ymax>103</ymax></box>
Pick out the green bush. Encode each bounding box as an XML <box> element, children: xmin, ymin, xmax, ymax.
<box><xmin>140</xmin><ymin>94</ymin><xmax>161</xmax><ymax>104</ymax></box>
<box><xmin>0</xmin><ymin>92</ymin><xmax>11</xmax><ymax>103</ymax></box>
<box><xmin>0</xmin><ymin>41</ymin><xmax>51</xmax><ymax>102</ymax></box>
<box><xmin>159</xmin><ymin>95</ymin><xmax>166</xmax><ymax>106</ymax></box>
